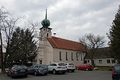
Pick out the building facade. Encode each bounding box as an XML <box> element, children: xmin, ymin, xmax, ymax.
<box><xmin>85</xmin><ymin>47</ymin><xmax>117</xmax><ymax>66</ymax></box>
<box><xmin>36</xmin><ymin>10</ymin><xmax>85</xmax><ymax>65</ymax></box>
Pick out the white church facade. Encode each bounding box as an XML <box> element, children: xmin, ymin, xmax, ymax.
<box><xmin>36</xmin><ymin>10</ymin><xmax>86</xmax><ymax>65</ymax></box>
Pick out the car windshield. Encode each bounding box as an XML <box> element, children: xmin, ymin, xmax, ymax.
<box><xmin>41</xmin><ymin>65</ymin><xmax>48</xmax><ymax>68</ymax></box>
<box><xmin>21</xmin><ymin>65</ymin><xmax>27</xmax><ymax>68</ymax></box>
<box><xmin>12</xmin><ymin>65</ymin><xmax>23</xmax><ymax>69</ymax></box>
<box><xmin>58</xmin><ymin>63</ymin><xmax>65</xmax><ymax>66</ymax></box>
<box><xmin>69</xmin><ymin>63</ymin><xmax>74</xmax><ymax>65</ymax></box>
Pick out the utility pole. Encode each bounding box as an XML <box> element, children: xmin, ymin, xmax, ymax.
<box><xmin>0</xmin><ymin>28</ymin><xmax>5</xmax><ymax>73</ymax></box>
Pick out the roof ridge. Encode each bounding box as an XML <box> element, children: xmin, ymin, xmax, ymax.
<box><xmin>51</xmin><ymin>36</ymin><xmax>80</xmax><ymax>44</ymax></box>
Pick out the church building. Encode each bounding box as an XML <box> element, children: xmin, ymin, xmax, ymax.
<box><xmin>36</xmin><ymin>10</ymin><xmax>86</xmax><ymax>65</ymax></box>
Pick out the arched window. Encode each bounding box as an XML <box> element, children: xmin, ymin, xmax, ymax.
<box><xmin>47</xmin><ymin>33</ymin><xmax>49</xmax><ymax>37</ymax></box>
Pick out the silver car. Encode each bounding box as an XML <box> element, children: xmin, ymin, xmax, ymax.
<box><xmin>66</xmin><ymin>63</ymin><xmax>75</xmax><ymax>72</ymax></box>
<box><xmin>28</xmin><ymin>64</ymin><xmax>48</xmax><ymax>76</ymax></box>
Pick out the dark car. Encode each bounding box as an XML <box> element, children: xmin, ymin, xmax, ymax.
<box><xmin>112</xmin><ymin>64</ymin><xmax>120</xmax><ymax>80</ymax></box>
<box><xmin>76</xmin><ymin>64</ymin><xmax>94</xmax><ymax>71</ymax></box>
<box><xmin>28</xmin><ymin>64</ymin><xmax>48</xmax><ymax>76</ymax></box>
<box><xmin>7</xmin><ymin>65</ymin><xmax>28</xmax><ymax>78</ymax></box>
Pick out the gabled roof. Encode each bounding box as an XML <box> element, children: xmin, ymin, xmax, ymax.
<box><xmin>47</xmin><ymin>36</ymin><xmax>85</xmax><ymax>51</ymax></box>
<box><xmin>85</xmin><ymin>47</ymin><xmax>113</xmax><ymax>59</ymax></box>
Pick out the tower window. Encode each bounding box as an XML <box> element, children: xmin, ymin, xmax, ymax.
<box><xmin>47</xmin><ymin>33</ymin><xmax>49</xmax><ymax>37</ymax></box>
<box><xmin>39</xmin><ymin>60</ymin><xmax>42</xmax><ymax>64</ymax></box>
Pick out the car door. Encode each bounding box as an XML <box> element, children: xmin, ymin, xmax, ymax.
<box><xmin>28</xmin><ymin>66</ymin><xmax>34</xmax><ymax>74</ymax></box>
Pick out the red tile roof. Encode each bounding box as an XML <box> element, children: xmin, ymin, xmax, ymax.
<box><xmin>48</xmin><ymin>36</ymin><xmax>85</xmax><ymax>51</ymax></box>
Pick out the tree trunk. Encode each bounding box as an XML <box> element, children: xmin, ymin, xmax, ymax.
<box><xmin>0</xmin><ymin>29</ymin><xmax>5</xmax><ymax>73</ymax></box>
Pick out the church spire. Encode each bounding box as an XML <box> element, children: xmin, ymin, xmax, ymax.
<box><xmin>45</xmin><ymin>9</ymin><xmax>47</xmax><ymax>19</ymax></box>
<box><xmin>41</xmin><ymin>9</ymin><xmax>50</xmax><ymax>28</ymax></box>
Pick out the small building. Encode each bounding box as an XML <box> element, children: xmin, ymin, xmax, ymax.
<box><xmin>85</xmin><ymin>47</ymin><xmax>117</xmax><ymax>66</ymax></box>
<box><xmin>36</xmin><ymin>10</ymin><xmax>86</xmax><ymax>65</ymax></box>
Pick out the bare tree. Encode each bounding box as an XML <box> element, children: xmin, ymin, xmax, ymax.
<box><xmin>3</xmin><ymin>17</ymin><xmax>20</xmax><ymax>68</ymax></box>
<box><xmin>79</xmin><ymin>33</ymin><xmax>105</xmax><ymax>66</ymax></box>
<box><xmin>0</xmin><ymin>7</ymin><xmax>20</xmax><ymax>73</ymax></box>
<box><xmin>0</xmin><ymin>7</ymin><xmax>8</xmax><ymax>73</ymax></box>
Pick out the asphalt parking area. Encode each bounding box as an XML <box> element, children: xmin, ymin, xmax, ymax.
<box><xmin>0</xmin><ymin>71</ymin><xmax>112</xmax><ymax>80</ymax></box>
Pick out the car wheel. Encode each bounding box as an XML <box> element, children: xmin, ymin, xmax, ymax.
<box><xmin>34</xmin><ymin>71</ymin><xmax>37</xmax><ymax>76</ymax></box>
<box><xmin>88</xmin><ymin>69</ymin><xmax>92</xmax><ymax>71</ymax></box>
<box><xmin>24</xmin><ymin>74</ymin><xmax>28</xmax><ymax>77</ymax></box>
<box><xmin>62</xmin><ymin>71</ymin><xmax>66</xmax><ymax>74</ymax></box>
<box><xmin>52</xmin><ymin>70</ymin><xmax>56</xmax><ymax>74</ymax></box>
<box><xmin>7</xmin><ymin>73</ymin><xmax>10</xmax><ymax>76</ymax></box>
<box><xmin>72</xmin><ymin>70</ymin><xmax>75</xmax><ymax>72</ymax></box>
<box><xmin>44</xmin><ymin>73</ymin><xmax>48</xmax><ymax>76</ymax></box>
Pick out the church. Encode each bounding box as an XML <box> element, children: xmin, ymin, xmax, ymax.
<box><xmin>36</xmin><ymin>10</ymin><xmax>86</xmax><ymax>65</ymax></box>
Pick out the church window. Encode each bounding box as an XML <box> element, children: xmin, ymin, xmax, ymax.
<box><xmin>71</xmin><ymin>52</ymin><xmax>73</xmax><ymax>61</ymax></box>
<box><xmin>59</xmin><ymin>51</ymin><xmax>62</xmax><ymax>61</ymax></box>
<box><xmin>76</xmin><ymin>52</ymin><xmax>79</xmax><ymax>61</ymax></box>
<box><xmin>66</xmin><ymin>52</ymin><xmax>68</xmax><ymax>61</ymax></box>
<box><xmin>81</xmin><ymin>53</ymin><xmax>83</xmax><ymax>61</ymax></box>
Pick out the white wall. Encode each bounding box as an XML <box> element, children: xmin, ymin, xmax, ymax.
<box><xmin>36</xmin><ymin>40</ymin><xmax>53</xmax><ymax>65</ymax></box>
<box><xmin>85</xmin><ymin>58</ymin><xmax>117</xmax><ymax>66</ymax></box>
<box><xmin>52</xmin><ymin>48</ymin><xmax>85</xmax><ymax>66</ymax></box>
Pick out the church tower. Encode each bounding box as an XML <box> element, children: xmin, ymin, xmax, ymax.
<box><xmin>36</xmin><ymin>9</ymin><xmax>52</xmax><ymax>64</ymax></box>
<box><xmin>40</xmin><ymin>9</ymin><xmax>52</xmax><ymax>41</ymax></box>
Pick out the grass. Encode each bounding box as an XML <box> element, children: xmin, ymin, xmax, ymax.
<box><xmin>94</xmin><ymin>66</ymin><xmax>113</xmax><ymax>71</ymax></box>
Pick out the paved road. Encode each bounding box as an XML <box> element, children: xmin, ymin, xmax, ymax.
<box><xmin>0</xmin><ymin>71</ymin><xmax>112</xmax><ymax>80</ymax></box>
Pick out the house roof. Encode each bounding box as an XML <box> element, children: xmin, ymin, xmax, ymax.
<box><xmin>85</xmin><ymin>47</ymin><xmax>113</xmax><ymax>59</ymax></box>
<box><xmin>47</xmin><ymin>36</ymin><xmax>85</xmax><ymax>51</ymax></box>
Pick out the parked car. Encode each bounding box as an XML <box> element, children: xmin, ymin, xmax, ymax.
<box><xmin>66</xmin><ymin>63</ymin><xmax>75</xmax><ymax>72</ymax></box>
<box><xmin>112</xmin><ymin>64</ymin><xmax>120</xmax><ymax>80</ymax></box>
<box><xmin>7</xmin><ymin>65</ymin><xmax>28</xmax><ymax>78</ymax></box>
<box><xmin>48</xmin><ymin>63</ymin><xmax>67</xmax><ymax>74</ymax></box>
<box><xmin>27</xmin><ymin>64</ymin><xmax>48</xmax><ymax>76</ymax></box>
<box><xmin>76</xmin><ymin>64</ymin><xmax>94</xmax><ymax>71</ymax></box>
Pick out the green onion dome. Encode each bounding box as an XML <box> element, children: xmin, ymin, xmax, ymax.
<box><xmin>41</xmin><ymin>19</ymin><xmax>50</xmax><ymax>28</ymax></box>
<box><xmin>41</xmin><ymin>9</ymin><xmax>50</xmax><ymax>28</ymax></box>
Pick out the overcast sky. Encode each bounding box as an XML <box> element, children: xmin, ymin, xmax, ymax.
<box><xmin>0</xmin><ymin>0</ymin><xmax>120</xmax><ymax>45</ymax></box>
